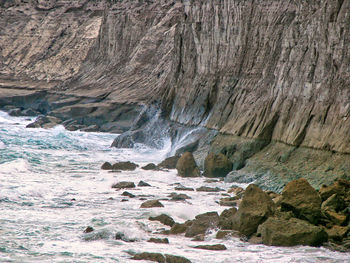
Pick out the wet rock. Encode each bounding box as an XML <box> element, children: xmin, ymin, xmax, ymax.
<box><xmin>101</xmin><ymin>162</ymin><xmax>112</xmax><ymax>170</ymax></box>
<box><xmin>321</xmin><ymin>194</ymin><xmax>346</xmax><ymax>212</ymax></box>
<box><xmin>232</xmin><ymin>184</ymin><xmax>275</xmax><ymax>237</ymax></box>
<box><xmin>176</xmin><ymin>152</ymin><xmax>200</xmax><ymax>177</ymax></box>
<box><xmin>112</xmin><ymin>181</ymin><xmax>135</xmax><ymax>189</ymax></box>
<box><xmin>324</xmin><ymin>210</ymin><xmax>348</xmax><ymax>226</ymax></box>
<box><xmin>216</xmin><ymin>230</ymin><xmax>239</xmax><ymax>239</ymax></box>
<box><xmin>149</xmin><ymin>214</ymin><xmax>175</xmax><ymax>227</ymax></box>
<box><xmin>138</xmin><ymin>180</ymin><xmax>151</xmax><ymax>187</ymax></box>
<box><xmin>22</xmin><ymin>108</ymin><xmax>39</xmax><ymax>116</ymax></box>
<box><xmin>249</xmin><ymin>234</ymin><xmax>263</xmax><ymax>244</ymax></box>
<box><xmin>115</xmin><ymin>232</ymin><xmax>136</xmax><ymax>242</ymax></box>
<box><xmin>169</xmin><ymin>222</ymin><xmax>191</xmax><ymax>235</ymax></box>
<box><xmin>168</xmin><ymin>193</ymin><xmax>191</xmax><ymax>201</ymax></box>
<box><xmin>218</xmin><ymin>207</ymin><xmax>237</xmax><ymax>230</ymax></box>
<box><xmin>132</xmin><ymin>252</ymin><xmax>165</xmax><ymax>262</ymax></box>
<box><xmin>257</xmin><ymin>217</ymin><xmax>328</xmax><ymax>247</ymax></box>
<box><xmin>191</xmin><ymin>234</ymin><xmax>205</xmax><ymax>241</ymax></box>
<box><xmin>204</xmin><ymin>152</ymin><xmax>233</xmax><ymax>178</ymax></box>
<box><xmin>121</xmin><ymin>199</ymin><xmax>128</xmax><ymax>202</ymax></box>
<box><xmin>122</xmin><ymin>191</ymin><xmax>136</xmax><ymax>198</ymax></box>
<box><xmin>84</xmin><ymin>226</ymin><xmax>94</xmax><ymax>233</ymax></box>
<box><xmin>142</xmin><ymin>163</ymin><xmax>158</xmax><ymax>170</ymax></box>
<box><xmin>158</xmin><ymin>156</ymin><xmax>180</xmax><ymax>169</ymax></box>
<box><xmin>112</xmin><ymin>161</ymin><xmax>138</xmax><ymax>171</ymax></box>
<box><xmin>164</xmin><ymin>254</ymin><xmax>192</xmax><ymax>263</ymax></box>
<box><xmin>325</xmin><ymin>225</ymin><xmax>349</xmax><ymax>241</ymax></box>
<box><xmin>174</xmin><ymin>185</ymin><xmax>194</xmax><ymax>191</ymax></box>
<box><xmin>196</xmin><ymin>186</ymin><xmax>224</xmax><ymax>192</ymax></box>
<box><xmin>281</xmin><ymin>178</ymin><xmax>322</xmax><ymax>224</ymax></box>
<box><xmin>140</xmin><ymin>200</ymin><xmax>164</xmax><ymax>208</ymax></box>
<box><xmin>185</xmin><ymin>212</ymin><xmax>219</xmax><ymax>237</ymax></box>
<box><xmin>148</xmin><ymin>238</ymin><xmax>169</xmax><ymax>244</ymax></box>
<box><xmin>8</xmin><ymin>108</ymin><xmax>22</xmax><ymax>116</ymax></box>
<box><xmin>219</xmin><ymin>197</ymin><xmax>238</xmax><ymax>207</ymax></box>
<box><xmin>194</xmin><ymin>244</ymin><xmax>227</xmax><ymax>251</ymax></box>
<box><xmin>26</xmin><ymin>115</ymin><xmax>61</xmax><ymax>129</ymax></box>
<box><xmin>83</xmin><ymin>229</ymin><xmax>112</xmax><ymax>241</ymax></box>
<box><xmin>227</xmin><ymin>186</ymin><xmax>245</xmax><ymax>196</ymax></box>
<box><xmin>81</xmin><ymin>125</ymin><xmax>99</xmax><ymax>132</ymax></box>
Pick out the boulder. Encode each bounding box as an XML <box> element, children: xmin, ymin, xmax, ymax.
<box><xmin>149</xmin><ymin>214</ymin><xmax>175</xmax><ymax>227</ymax></box>
<box><xmin>325</xmin><ymin>225</ymin><xmax>349</xmax><ymax>241</ymax></box>
<box><xmin>142</xmin><ymin>163</ymin><xmax>158</xmax><ymax>170</ymax></box>
<box><xmin>196</xmin><ymin>186</ymin><xmax>224</xmax><ymax>192</ymax></box>
<box><xmin>185</xmin><ymin>212</ymin><xmax>219</xmax><ymax>237</ymax></box>
<box><xmin>112</xmin><ymin>161</ymin><xmax>138</xmax><ymax>171</ymax></box>
<box><xmin>194</xmin><ymin>244</ymin><xmax>227</xmax><ymax>250</ymax></box>
<box><xmin>158</xmin><ymin>156</ymin><xmax>180</xmax><ymax>169</ymax></box>
<box><xmin>231</xmin><ymin>184</ymin><xmax>275</xmax><ymax>237</ymax></box>
<box><xmin>122</xmin><ymin>191</ymin><xmax>136</xmax><ymax>198</ymax></box>
<box><xmin>138</xmin><ymin>181</ymin><xmax>151</xmax><ymax>187</ymax></box>
<box><xmin>101</xmin><ymin>162</ymin><xmax>112</xmax><ymax>170</ymax></box>
<box><xmin>112</xmin><ymin>181</ymin><xmax>135</xmax><ymax>189</ymax></box>
<box><xmin>174</xmin><ymin>185</ymin><xmax>194</xmax><ymax>191</ymax></box>
<box><xmin>176</xmin><ymin>152</ymin><xmax>200</xmax><ymax>177</ymax></box>
<box><xmin>132</xmin><ymin>252</ymin><xmax>165</xmax><ymax>262</ymax></box>
<box><xmin>218</xmin><ymin>207</ymin><xmax>238</xmax><ymax>230</ymax></box>
<box><xmin>257</xmin><ymin>217</ymin><xmax>328</xmax><ymax>247</ymax></box>
<box><xmin>165</xmin><ymin>254</ymin><xmax>192</xmax><ymax>263</ymax></box>
<box><xmin>281</xmin><ymin>178</ymin><xmax>322</xmax><ymax>224</ymax></box>
<box><xmin>169</xmin><ymin>222</ymin><xmax>191</xmax><ymax>235</ymax></box>
<box><xmin>140</xmin><ymin>200</ymin><xmax>164</xmax><ymax>208</ymax></box>
<box><xmin>204</xmin><ymin>152</ymin><xmax>233</xmax><ymax>177</ymax></box>
<box><xmin>168</xmin><ymin>193</ymin><xmax>191</xmax><ymax>201</ymax></box>
<box><xmin>321</xmin><ymin>194</ymin><xmax>346</xmax><ymax>212</ymax></box>
<box><xmin>148</xmin><ymin>238</ymin><xmax>169</xmax><ymax>244</ymax></box>
<box><xmin>83</xmin><ymin>226</ymin><xmax>94</xmax><ymax>233</ymax></box>
<box><xmin>26</xmin><ymin>115</ymin><xmax>61</xmax><ymax>129</ymax></box>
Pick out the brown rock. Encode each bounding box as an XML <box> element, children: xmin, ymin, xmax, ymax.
<box><xmin>191</xmin><ymin>234</ymin><xmax>205</xmax><ymax>241</ymax></box>
<box><xmin>142</xmin><ymin>163</ymin><xmax>158</xmax><ymax>170</ymax></box>
<box><xmin>196</xmin><ymin>186</ymin><xmax>224</xmax><ymax>192</ymax></box>
<box><xmin>101</xmin><ymin>162</ymin><xmax>112</xmax><ymax>170</ymax></box>
<box><xmin>218</xmin><ymin>207</ymin><xmax>238</xmax><ymax>230</ymax></box>
<box><xmin>138</xmin><ymin>180</ymin><xmax>151</xmax><ymax>187</ymax></box>
<box><xmin>194</xmin><ymin>244</ymin><xmax>227</xmax><ymax>251</ymax></box>
<box><xmin>140</xmin><ymin>200</ymin><xmax>164</xmax><ymax>208</ymax></box>
<box><xmin>216</xmin><ymin>230</ymin><xmax>240</xmax><ymax>239</ymax></box>
<box><xmin>148</xmin><ymin>238</ymin><xmax>169</xmax><ymax>244</ymax></box>
<box><xmin>185</xmin><ymin>212</ymin><xmax>219</xmax><ymax>237</ymax></box>
<box><xmin>228</xmin><ymin>186</ymin><xmax>245</xmax><ymax>196</ymax></box>
<box><xmin>324</xmin><ymin>210</ymin><xmax>348</xmax><ymax>226</ymax></box>
<box><xmin>321</xmin><ymin>194</ymin><xmax>346</xmax><ymax>212</ymax></box>
<box><xmin>204</xmin><ymin>152</ymin><xmax>233</xmax><ymax>177</ymax></box>
<box><xmin>257</xmin><ymin>217</ymin><xmax>328</xmax><ymax>247</ymax></box>
<box><xmin>169</xmin><ymin>222</ymin><xmax>191</xmax><ymax>235</ymax></box>
<box><xmin>232</xmin><ymin>184</ymin><xmax>275</xmax><ymax>237</ymax></box>
<box><xmin>174</xmin><ymin>186</ymin><xmax>194</xmax><ymax>191</ymax></box>
<box><xmin>165</xmin><ymin>254</ymin><xmax>192</xmax><ymax>263</ymax></box>
<box><xmin>325</xmin><ymin>225</ymin><xmax>349</xmax><ymax>241</ymax></box>
<box><xmin>176</xmin><ymin>152</ymin><xmax>200</xmax><ymax>177</ymax></box>
<box><xmin>149</xmin><ymin>214</ymin><xmax>175</xmax><ymax>227</ymax></box>
<box><xmin>319</xmin><ymin>179</ymin><xmax>350</xmax><ymax>201</ymax></box>
<box><xmin>219</xmin><ymin>197</ymin><xmax>238</xmax><ymax>207</ymax></box>
<box><xmin>132</xmin><ymin>252</ymin><xmax>165</xmax><ymax>262</ymax></box>
<box><xmin>158</xmin><ymin>156</ymin><xmax>180</xmax><ymax>169</ymax></box>
<box><xmin>112</xmin><ymin>181</ymin><xmax>135</xmax><ymax>189</ymax></box>
<box><xmin>281</xmin><ymin>178</ymin><xmax>322</xmax><ymax>224</ymax></box>
<box><xmin>84</xmin><ymin>226</ymin><xmax>94</xmax><ymax>233</ymax></box>
<box><xmin>168</xmin><ymin>193</ymin><xmax>191</xmax><ymax>201</ymax></box>
<box><xmin>112</xmin><ymin>161</ymin><xmax>138</xmax><ymax>171</ymax></box>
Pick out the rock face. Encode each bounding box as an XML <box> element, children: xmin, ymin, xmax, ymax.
<box><xmin>232</xmin><ymin>184</ymin><xmax>275</xmax><ymax>237</ymax></box>
<box><xmin>176</xmin><ymin>152</ymin><xmax>200</xmax><ymax>178</ymax></box>
<box><xmin>281</xmin><ymin>178</ymin><xmax>322</xmax><ymax>224</ymax></box>
<box><xmin>257</xmin><ymin>217</ymin><xmax>328</xmax><ymax>247</ymax></box>
<box><xmin>204</xmin><ymin>153</ymin><xmax>233</xmax><ymax>178</ymax></box>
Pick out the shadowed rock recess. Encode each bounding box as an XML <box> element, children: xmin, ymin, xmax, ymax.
<box><xmin>1</xmin><ymin>0</ymin><xmax>350</xmax><ymax>189</ymax></box>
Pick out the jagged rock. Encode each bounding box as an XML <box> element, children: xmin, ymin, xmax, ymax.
<box><xmin>319</xmin><ymin>179</ymin><xmax>350</xmax><ymax>201</ymax></box>
<box><xmin>142</xmin><ymin>163</ymin><xmax>158</xmax><ymax>170</ymax></box>
<box><xmin>196</xmin><ymin>186</ymin><xmax>224</xmax><ymax>192</ymax></box>
<box><xmin>158</xmin><ymin>156</ymin><xmax>180</xmax><ymax>169</ymax></box>
<box><xmin>257</xmin><ymin>217</ymin><xmax>328</xmax><ymax>247</ymax></box>
<box><xmin>122</xmin><ymin>191</ymin><xmax>136</xmax><ymax>198</ymax></box>
<box><xmin>281</xmin><ymin>178</ymin><xmax>322</xmax><ymax>224</ymax></box>
<box><xmin>185</xmin><ymin>212</ymin><xmax>219</xmax><ymax>237</ymax></box>
<box><xmin>112</xmin><ymin>161</ymin><xmax>138</xmax><ymax>171</ymax></box>
<box><xmin>194</xmin><ymin>244</ymin><xmax>227</xmax><ymax>251</ymax></box>
<box><xmin>165</xmin><ymin>254</ymin><xmax>192</xmax><ymax>263</ymax></box>
<box><xmin>138</xmin><ymin>180</ymin><xmax>151</xmax><ymax>187</ymax></box>
<box><xmin>149</xmin><ymin>214</ymin><xmax>175</xmax><ymax>227</ymax></box>
<box><xmin>84</xmin><ymin>226</ymin><xmax>94</xmax><ymax>233</ymax></box>
<box><xmin>216</xmin><ymin>230</ymin><xmax>240</xmax><ymax>239</ymax></box>
<box><xmin>176</xmin><ymin>152</ymin><xmax>200</xmax><ymax>177</ymax></box>
<box><xmin>101</xmin><ymin>162</ymin><xmax>112</xmax><ymax>170</ymax></box>
<box><xmin>325</xmin><ymin>225</ymin><xmax>349</xmax><ymax>241</ymax></box>
<box><xmin>204</xmin><ymin>152</ymin><xmax>233</xmax><ymax>177</ymax></box>
<box><xmin>321</xmin><ymin>194</ymin><xmax>346</xmax><ymax>212</ymax></box>
<box><xmin>26</xmin><ymin>115</ymin><xmax>61</xmax><ymax>129</ymax></box>
<box><xmin>112</xmin><ymin>181</ymin><xmax>135</xmax><ymax>189</ymax></box>
<box><xmin>218</xmin><ymin>207</ymin><xmax>238</xmax><ymax>230</ymax></box>
<box><xmin>132</xmin><ymin>252</ymin><xmax>165</xmax><ymax>262</ymax></box>
<box><xmin>324</xmin><ymin>210</ymin><xmax>348</xmax><ymax>226</ymax></box>
<box><xmin>140</xmin><ymin>200</ymin><xmax>164</xmax><ymax>208</ymax></box>
<box><xmin>148</xmin><ymin>238</ymin><xmax>169</xmax><ymax>244</ymax></box>
<box><xmin>232</xmin><ymin>184</ymin><xmax>275</xmax><ymax>237</ymax></box>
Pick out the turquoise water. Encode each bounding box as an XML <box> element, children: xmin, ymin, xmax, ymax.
<box><xmin>0</xmin><ymin>111</ymin><xmax>349</xmax><ymax>263</ymax></box>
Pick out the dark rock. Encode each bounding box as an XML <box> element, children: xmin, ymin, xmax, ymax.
<box><xmin>175</xmin><ymin>140</ymin><xmax>199</xmax><ymax>156</ymax></box>
<box><xmin>168</xmin><ymin>193</ymin><xmax>191</xmax><ymax>201</ymax></box>
<box><xmin>22</xmin><ymin>108</ymin><xmax>39</xmax><ymax>116</ymax></box>
<box><xmin>115</xmin><ymin>232</ymin><xmax>136</xmax><ymax>242</ymax></box>
<box><xmin>112</xmin><ymin>161</ymin><xmax>138</xmax><ymax>171</ymax></box>
<box><xmin>169</xmin><ymin>222</ymin><xmax>191</xmax><ymax>235</ymax></box>
<box><xmin>148</xmin><ymin>238</ymin><xmax>169</xmax><ymax>244</ymax></box>
<box><xmin>112</xmin><ymin>181</ymin><xmax>135</xmax><ymax>189</ymax></box>
<box><xmin>132</xmin><ymin>252</ymin><xmax>165</xmax><ymax>262</ymax></box>
<box><xmin>204</xmin><ymin>152</ymin><xmax>233</xmax><ymax>177</ymax></box>
<box><xmin>257</xmin><ymin>217</ymin><xmax>328</xmax><ymax>247</ymax></box>
<box><xmin>196</xmin><ymin>186</ymin><xmax>224</xmax><ymax>192</ymax></box>
<box><xmin>176</xmin><ymin>152</ymin><xmax>200</xmax><ymax>177</ymax></box>
<box><xmin>84</xmin><ymin>226</ymin><xmax>94</xmax><ymax>233</ymax></box>
<box><xmin>194</xmin><ymin>244</ymin><xmax>227</xmax><ymax>250</ymax></box>
<box><xmin>158</xmin><ymin>156</ymin><xmax>180</xmax><ymax>169</ymax></box>
<box><xmin>216</xmin><ymin>230</ymin><xmax>240</xmax><ymax>239</ymax></box>
<box><xmin>142</xmin><ymin>163</ymin><xmax>158</xmax><ymax>170</ymax></box>
<box><xmin>101</xmin><ymin>162</ymin><xmax>112</xmax><ymax>170</ymax></box>
<box><xmin>174</xmin><ymin>185</ymin><xmax>194</xmax><ymax>191</ymax></box>
<box><xmin>149</xmin><ymin>214</ymin><xmax>175</xmax><ymax>227</ymax></box>
<box><xmin>26</xmin><ymin>115</ymin><xmax>61</xmax><ymax>129</ymax></box>
<box><xmin>8</xmin><ymin>108</ymin><xmax>22</xmax><ymax>116</ymax></box>
<box><xmin>281</xmin><ymin>178</ymin><xmax>322</xmax><ymax>224</ymax></box>
<box><xmin>165</xmin><ymin>254</ymin><xmax>192</xmax><ymax>263</ymax></box>
<box><xmin>232</xmin><ymin>184</ymin><xmax>275</xmax><ymax>237</ymax></box>
<box><xmin>138</xmin><ymin>180</ymin><xmax>151</xmax><ymax>187</ymax></box>
<box><xmin>325</xmin><ymin>225</ymin><xmax>349</xmax><ymax>241</ymax></box>
<box><xmin>191</xmin><ymin>234</ymin><xmax>205</xmax><ymax>241</ymax></box>
<box><xmin>321</xmin><ymin>194</ymin><xmax>346</xmax><ymax>212</ymax></box>
<box><xmin>140</xmin><ymin>200</ymin><xmax>164</xmax><ymax>208</ymax></box>
<box><xmin>122</xmin><ymin>191</ymin><xmax>136</xmax><ymax>198</ymax></box>
<box><xmin>185</xmin><ymin>212</ymin><xmax>219</xmax><ymax>237</ymax></box>
<box><xmin>218</xmin><ymin>207</ymin><xmax>238</xmax><ymax>230</ymax></box>
<box><xmin>248</xmin><ymin>234</ymin><xmax>263</xmax><ymax>244</ymax></box>
<box><xmin>324</xmin><ymin>210</ymin><xmax>348</xmax><ymax>225</ymax></box>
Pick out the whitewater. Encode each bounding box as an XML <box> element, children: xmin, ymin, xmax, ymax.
<box><xmin>0</xmin><ymin>111</ymin><xmax>348</xmax><ymax>263</ymax></box>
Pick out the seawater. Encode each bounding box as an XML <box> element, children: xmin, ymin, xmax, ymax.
<box><xmin>0</xmin><ymin>111</ymin><xmax>349</xmax><ymax>263</ymax></box>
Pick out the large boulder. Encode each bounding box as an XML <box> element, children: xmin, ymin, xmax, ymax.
<box><xmin>176</xmin><ymin>152</ymin><xmax>200</xmax><ymax>177</ymax></box>
<box><xmin>112</xmin><ymin>161</ymin><xmax>138</xmax><ymax>171</ymax></box>
<box><xmin>231</xmin><ymin>184</ymin><xmax>275</xmax><ymax>237</ymax></box>
<box><xmin>185</xmin><ymin>212</ymin><xmax>219</xmax><ymax>237</ymax></box>
<box><xmin>158</xmin><ymin>156</ymin><xmax>180</xmax><ymax>169</ymax></box>
<box><xmin>257</xmin><ymin>217</ymin><xmax>328</xmax><ymax>247</ymax></box>
<box><xmin>204</xmin><ymin>153</ymin><xmax>233</xmax><ymax>177</ymax></box>
<box><xmin>281</xmin><ymin>178</ymin><xmax>322</xmax><ymax>224</ymax></box>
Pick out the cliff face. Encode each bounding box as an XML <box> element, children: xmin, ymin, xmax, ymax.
<box><xmin>1</xmin><ymin>0</ymin><xmax>350</xmax><ymax>154</ymax></box>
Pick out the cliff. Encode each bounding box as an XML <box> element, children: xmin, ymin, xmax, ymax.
<box><xmin>1</xmin><ymin>0</ymin><xmax>350</xmax><ymax>189</ymax></box>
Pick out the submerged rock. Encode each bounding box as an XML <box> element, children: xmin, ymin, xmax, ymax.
<box><xmin>112</xmin><ymin>181</ymin><xmax>136</xmax><ymax>189</ymax></box>
<box><xmin>218</xmin><ymin>207</ymin><xmax>238</xmax><ymax>230</ymax></box>
<box><xmin>122</xmin><ymin>191</ymin><xmax>136</xmax><ymax>198</ymax></box>
<box><xmin>149</xmin><ymin>214</ymin><xmax>175</xmax><ymax>227</ymax></box>
<box><xmin>142</xmin><ymin>163</ymin><xmax>158</xmax><ymax>170</ymax></box>
<box><xmin>194</xmin><ymin>244</ymin><xmax>227</xmax><ymax>251</ymax></box>
<box><xmin>83</xmin><ymin>226</ymin><xmax>94</xmax><ymax>233</ymax></box>
<box><xmin>138</xmin><ymin>180</ymin><xmax>151</xmax><ymax>187</ymax></box>
<box><xmin>112</xmin><ymin>161</ymin><xmax>138</xmax><ymax>171</ymax></box>
<box><xmin>101</xmin><ymin>162</ymin><xmax>112</xmax><ymax>170</ymax></box>
<box><xmin>148</xmin><ymin>238</ymin><xmax>169</xmax><ymax>244</ymax></box>
<box><xmin>176</xmin><ymin>152</ymin><xmax>200</xmax><ymax>177</ymax></box>
<box><xmin>204</xmin><ymin>153</ymin><xmax>233</xmax><ymax>178</ymax></box>
<box><xmin>132</xmin><ymin>252</ymin><xmax>165</xmax><ymax>262</ymax></box>
<box><xmin>140</xmin><ymin>200</ymin><xmax>164</xmax><ymax>208</ymax></box>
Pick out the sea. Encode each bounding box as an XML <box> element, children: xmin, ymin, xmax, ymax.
<box><xmin>0</xmin><ymin>111</ymin><xmax>349</xmax><ymax>263</ymax></box>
